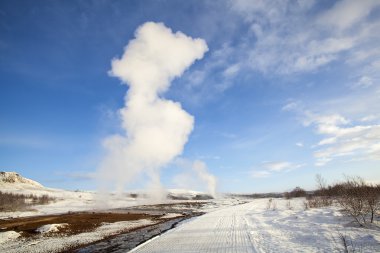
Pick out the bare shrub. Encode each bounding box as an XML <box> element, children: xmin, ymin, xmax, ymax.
<box><xmin>337</xmin><ymin>176</ymin><xmax>379</xmax><ymax>226</ymax></box>
<box><xmin>363</xmin><ymin>184</ymin><xmax>380</xmax><ymax>223</ymax></box>
<box><xmin>0</xmin><ymin>191</ymin><xmax>27</xmax><ymax>211</ymax></box>
<box><xmin>284</xmin><ymin>187</ymin><xmax>307</xmax><ymax>202</ymax></box>
<box><xmin>0</xmin><ymin>191</ymin><xmax>55</xmax><ymax>211</ymax></box>
<box><xmin>310</xmin><ymin>174</ymin><xmax>334</xmax><ymax>208</ymax></box>
<box><xmin>332</xmin><ymin>231</ymin><xmax>362</xmax><ymax>253</ymax></box>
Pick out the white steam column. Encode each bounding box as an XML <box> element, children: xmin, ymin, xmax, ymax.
<box><xmin>98</xmin><ymin>22</ymin><xmax>208</xmax><ymax>199</ymax></box>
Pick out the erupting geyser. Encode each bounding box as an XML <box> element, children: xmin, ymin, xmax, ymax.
<box><xmin>97</xmin><ymin>22</ymin><xmax>209</xmax><ymax>198</ymax></box>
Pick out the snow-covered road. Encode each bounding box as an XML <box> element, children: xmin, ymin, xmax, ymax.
<box><xmin>131</xmin><ymin>199</ymin><xmax>380</xmax><ymax>253</ymax></box>
<box><xmin>132</xmin><ymin>202</ymin><xmax>257</xmax><ymax>253</ymax></box>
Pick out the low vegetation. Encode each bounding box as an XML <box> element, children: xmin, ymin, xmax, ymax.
<box><xmin>300</xmin><ymin>175</ymin><xmax>380</xmax><ymax>226</ymax></box>
<box><xmin>0</xmin><ymin>191</ymin><xmax>55</xmax><ymax>212</ymax></box>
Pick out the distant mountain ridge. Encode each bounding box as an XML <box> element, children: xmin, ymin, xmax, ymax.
<box><xmin>0</xmin><ymin>171</ymin><xmax>43</xmax><ymax>187</ymax></box>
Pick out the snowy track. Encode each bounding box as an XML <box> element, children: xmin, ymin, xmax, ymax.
<box><xmin>132</xmin><ymin>202</ymin><xmax>257</xmax><ymax>253</ymax></box>
<box><xmin>131</xmin><ymin>199</ymin><xmax>380</xmax><ymax>253</ymax></box>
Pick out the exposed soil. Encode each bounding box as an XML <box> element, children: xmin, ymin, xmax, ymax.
<box><xmin>0</xmin><ymin>212</ymin><xmax>157</xmax><ymax>236</ymax></box>
<box><xmin>0</xmin><ymin>202</ymin><xmax>206</xmax><ymax>252</ymax></box>
<box><xmin>67</xmin><ymin>216</ymin><xmax>197</xmax><ymax>253</ymax></box>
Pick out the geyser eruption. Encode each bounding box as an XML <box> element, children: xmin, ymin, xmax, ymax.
<box><xmin>192</xmin><ymin>160</ymin><xmax>217</xmax><ymax>198</ymax></box>
<box><xmin>173</xmin><ymin>159</ymin><xmax>217</xmax><ymax>198</ymax></box>
<box><xmin>98</xmin><ymin>22</ymin><xmax>208</xmax><ymax>198</ymax></box>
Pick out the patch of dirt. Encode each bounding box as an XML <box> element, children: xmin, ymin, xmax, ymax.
<box><xmin>0</xmin><ymin>212</ymin><xmax>157</xmax><ymax>236</ymax></box>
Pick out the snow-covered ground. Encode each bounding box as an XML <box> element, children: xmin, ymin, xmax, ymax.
<box><xmin>0</xmin><ymin>172</ymin><xmax>219</xmax><ymax>218</ymax></box>
<box><xmin>1</xmin><ymin>173</ymin><xmax>380</xmax><ymax>252</ymax></box>
<box><xmin>132</xmin><ymin>198</ymin><xmax>380</xmax><ymax>253</ymax></box>
<box><xmin>0</xmin><ymin>219</ymin><xmax>154</xmax><ymax>253</ymax></box>
<box><xmin>0</xmin><ymin>172</ymin><xmax>143</xmax><ymax>218</ymax></box>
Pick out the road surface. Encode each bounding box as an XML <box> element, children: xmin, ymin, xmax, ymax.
<box><xmin>131</xmin><ymin>202</ymin><xmax>257</xmax><ymax>253</ymax></box>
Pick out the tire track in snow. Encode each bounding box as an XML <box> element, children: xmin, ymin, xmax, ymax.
<box><xmin>131</xmin><ymin>202</ymin><xmax>257</xmax><ymax>253</ymax></box>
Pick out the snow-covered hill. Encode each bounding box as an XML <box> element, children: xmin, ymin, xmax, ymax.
<box><xmin>0</xmin><ymin>172</ymin><xmax>43</xmax><ymax>188</ymax></box>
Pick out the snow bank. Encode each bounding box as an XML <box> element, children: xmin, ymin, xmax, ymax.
<box><xmin>0</xmin><ymin>231</ymin><xmax>20</xmax><ymax>244</ymax></box>
<box><xmin>36</xmin><ymin>223</ymin><xmax>68</xmax><ymax>233</ymax></box>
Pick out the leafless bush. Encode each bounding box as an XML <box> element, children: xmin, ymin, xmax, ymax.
<box><xmin>332</xmin><ymin>231</ymin><xmax>362</xmax><ymax>253</ymax></box>
<box><xmin>0</xmin><ymin>191</ymin><xmax>28</xmax><ymax>211</ymax></box>
<box><xmin>306</xmin><ymin>195</ymin><xmax>333</xmax><ymax>209</ymax></box>
<box><xmin>336</xmin><ymin>176</ymin><xmax>379</xmax><ymax>226</ymax></box>
<box><xmin>284</xmin><ymin>187</ymin><xmax>307</xmax><ymax>199</ymax></box>
<box><xmin>0</xmin><ymin>191</ymin><xmax>55</xmax><ymax>211</ymax></box>
<box><xmin>310</xmin><ymin>175</ymin><xmax>380</xmax><ymax>225</ymax></box>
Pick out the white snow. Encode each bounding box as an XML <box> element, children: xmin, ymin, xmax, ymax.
<box><xmin>0</xmin><ymin>219</ymin><xmax>154</xmax><ymax>253</ymax></box>
<box><xmin>0</xmin><ymin>183</ymin><xmax>139</xmax><ymax>218</ymax></box>
<box><xmin>1</xmin><ymin>173</ymin><xmax>379</xmax><ymax>252</ymax></box>
<box><xmin>0</xmin><ymin>172</ymin><xmax>43</xmax><ymax>187</ymax></box>
<box><xmin>0</xmin><ymin>231</ymin><xmax>20</xmax><ymax>244</ymax></box>
<box><xmin>160</xmin><ymin>213</ymin><xmax>183</xmax><ymax>219</ymax></box>
<box><xmin>132</xmin><ymin>198</ymin><xmax>380</xmax><ymax>253</ymax></box>
<box><xmin>36</xmin><ymin>223</ymin><xmax>68</xmax><ymax>233</ymax></box>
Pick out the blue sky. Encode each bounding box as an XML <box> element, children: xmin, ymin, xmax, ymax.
<box><xmin>1</xmin><ymin>0</ymin><xmax>380</xmax><ymax>193</ymax></box>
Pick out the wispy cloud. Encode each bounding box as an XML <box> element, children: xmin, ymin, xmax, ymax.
<box><xmin>224</xmin><ymin>0</ymin><xmax>380</xmax><ymax>78</ymax></box>
<box><xmin>317</xmin><ymin>0</ymin><xmax>380</xmax><ymax>31</ymax></box>
<box><xmin>251</xmin><ymin>170</ymin><xmax>271</xmax><ymax>178</ymax></box>
<box><xmin>251</xmin><ymin>161</ymin><xmax>304</xmax><ymax>178</ymax></box>
<box><xmin>284</xmin><ymin>101</ymin><xmax>380</xmax><ymax>166</ymax></box>
<box><xmin>262</xmin><ymin>161</ymin><xmax>303</xmax><ymax>172</ymax></box>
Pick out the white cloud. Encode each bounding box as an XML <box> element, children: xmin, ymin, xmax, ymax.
<box><xmin>226</xmin><ymin>0</ymin><xmax>380</xmax><ymax>76</ymax></box>
<box><xmin>296</xmin><ymin>142</ymin><xmax>304</xmax><ymax>147</ymax></box>
<box><xmin>251</xmin><ymin>161</ymin><xmax>304</xmax><ymax>179</ymax></box>
<box><xmin>262</xmin><ymin>161</ymin><xmax>303</xmax><ymax>172</ymax></box>
<box><xmin>317</xmin><ymin>0</ymin><xmax>380</xmax><ymax>31</ymax></box>
<box><xmin>360</xmin><ymin>115</ymin><xmax>377</xmax><ymax>122</ymax></box>
<box><xmin>223</xmin><ymin>63</ymin><xmax>240</xmax><ymax>78</ymax></box>
<box><xmin>285</xmin><ymin>103</ymin><xmax>380</xmax><ymax>166</ymax></box>
<box><xmin>355</xmin><ymin>76</ymin><xmax>373</xmax><ymax>88</ymax></box>
<box><xmin>313</xmin><ymin>123</ymin><xmax>380</xmax><ymax>166</ymax></box>
<box><xmin>98</xmin><ymin>22</ymin><xmax>208</xmax><ymax>194</ymax></box>
<box><xmin>251</xmin><ymin>170</ymin><xmax>271</xmax><ymax>178</ymax></box>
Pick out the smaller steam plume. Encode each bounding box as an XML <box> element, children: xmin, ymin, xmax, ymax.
<box><xmin>173</xmin><ymin>159</ymin><xmax>217</xmax><ymax>198</ymax></box>
<box><xmin>97</xmin><ymin>22</ymin><xmax>209</xmax><ymax>199</ymax></box>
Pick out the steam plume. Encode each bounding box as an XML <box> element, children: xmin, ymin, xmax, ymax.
<box><xmin>98</xmin><ymin>22</ymin><xmax>208</xmax><ymax>197</ymax></box>
<box><xmin>192</xmin><ymin>160</ymin><xmax>217</xmax><ymax>198</ymax></box>
<box><xmin>173</xmin><ymin>159</ymin><xmax>217</xmax><ymax>198</ymax></box>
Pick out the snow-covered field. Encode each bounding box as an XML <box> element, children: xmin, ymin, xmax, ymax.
<box><xmin>1</xmin><ymin>172</ymin><xmax>380</xmax><ymax>252</ymax></box>
<box><xmin>133</xmin><ymin>198</ymin><xmax>380</xmax><ymax>253</ymax></box>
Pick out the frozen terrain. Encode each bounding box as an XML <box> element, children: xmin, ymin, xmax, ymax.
<box><xmin>0</xmin><ymin>172</ymin><xmax>215</xmax><ymax>218</ymax></box>
<box><xmin>133</xmin><ymin>198</ymin><xmax>380</xmax><ymax>253</ymax></box>
<box><xmin>1</xmin><ymin>172</ymin><xmax>380</xmax><ymax>252</ymax></box>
